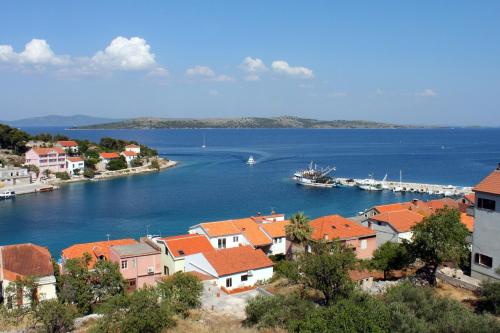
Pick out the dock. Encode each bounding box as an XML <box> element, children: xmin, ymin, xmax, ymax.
<box><xmin>0</xmin><ymin>183</ymin><xmax>59</xmax><ymax>196</ymax></box>
<box><xmin>334</xmin><ymin>177</ymin><xmax>472</xmax><ymax>196</ymax></box>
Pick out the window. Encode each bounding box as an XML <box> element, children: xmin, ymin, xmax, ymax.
<box><xmin>475</xmin><ymin>253</ymin><xmax>493</xmax><ymax>268</ymax></box>
<box><xmin>278</xmin><ymin>237</ymin><xmax>283</xmax><ymax>243</ymax></box>
<box><xmin>226</xmin><ymin>277</ymin><xmax>232</xmax><ymax>288</ymax></box>
<box><xmin>478</xmin><ymin>198</ymin><xmax>496</xmax><ymax>211</ymax></box>
<box><xmin>241</xmin><ymin>274</ymin><xmax>248</xmax><ymax>282</ymax></box>
<box><xmin>121</xmin><ymin>260</ymin><xmax>128</xmax><ymax>269</ymax></box>
<box><xmin>218</xmin><ymin>238</ymin><xmax>227</xmax><ymax>249</ymax></box>
<box><xmin>233</xmin><ymin>236</ymin><xmax>239</xmax><ymax>242</ymax></box>
<box><xmin>360</xmin><ymin>239</ymin><xmax>367</xmax><ymax>249</ymax></box>
<box><xmin>164</xmin><ymin>266</ymin><xmax>169</xmax><ymax>275</ymax></box>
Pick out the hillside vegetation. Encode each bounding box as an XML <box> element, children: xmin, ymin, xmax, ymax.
<box><xmin>74</xmin><ymin>116</ymin><xmax>420</xmax><ymax>129</ymax></box>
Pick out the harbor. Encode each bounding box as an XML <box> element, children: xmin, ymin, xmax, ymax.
<box><xmin>334</xmin><ymin>177</ymin><xmax>473</xmax><ymax>196</ymax></box>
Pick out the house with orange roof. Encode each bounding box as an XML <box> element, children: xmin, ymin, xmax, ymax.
<box><xmin>471</xmin><ymin>164</ymin><xmax>500</xmax><ymax>281</ymax></box>
<box><xmin>153</xmin><ymin>234</ymin><xmax>214</xmax><ymax>276</ymax></box>
<box><xmin>361</xmin><ymin>210</ymin><xmax>424</xmax><ymax>245</ymax></box>
<box><xmin>121</xmin><ymin>150</ymin><xmax>138</xmax><ymax>166</ymax></box>
<box><xmin>460</xmin><ymin>213</ymin><xmax>474</xmax><ymax>233</ymax></box>
<box><xmin>55</xmin><ymin>140</ymin><xmax>79</xmax><ymax>153</ymax></box>
<box><xmin>61</xmin><ymin>238</ymin><xmax>138</xmax><ymax>270</ymax></box>
<box><xmin>25</xmin><ymin>147</ymin><xmax>67</xmax><ymax>173</ymax></box>
<box><xmin>0</xmin><ymin>243</ymin><xmax>57</xmax><ymax>306</ymax></box>
<box><xmin>124</xmin><ymin>144</ymin><xmax>141</xmax><ymax>154</ymax></box>
<box><xmin>65</xmin><ymin>156</ymin><xmax>85</xmax><ymax>175</ymax></box>
<box><xmin>259</xmin><ymin>220</ymin><xmax>291</xmax><ymax>255</ymax></box>
<box><xmin>98</xmin><ymin>152</ymin><xmax>121</xmax><ymax>170</ymax></box>
<box><xmin>184</xmin><ymin>246</ymin><xmax>273</xmax><ymax>291</ymax></box>
<box><xmin>361</xmin><ymin>198</ymin><xmax>460</xmax><ymax>221</ymax></box>
<box><xmin>189</xmin><ymin>215</ymin><xmax>289</xmax><ymax>255</ymax></box>
<box><xmin>309</xmin><ymin>215</ymin><xmax>377</xmax><ymax>259</ymax></box>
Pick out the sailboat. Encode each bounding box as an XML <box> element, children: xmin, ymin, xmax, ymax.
<box><xmin>201</xmin><ymin>135</ymin><xmax>207</xmax><ymax>148</ymax></box>
<box><xmin>392</xmin><ymin>170</ymin><xmax>403</xmax><ymax>192</ymax></box>
<box><xmin>246</xmin><ymin>156</ymin><xmax>256</xmax><ymax>165</ymax></box>
<box><xmin>381</xmin><ymin>174</ymin><xmax>390</xmax><ymax>190</ymax></box>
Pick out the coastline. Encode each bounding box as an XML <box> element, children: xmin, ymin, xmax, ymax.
<box><xmin>1</xmin><ymin>158</ymin><xmax>178</xmax><ymax>197</ymax></box>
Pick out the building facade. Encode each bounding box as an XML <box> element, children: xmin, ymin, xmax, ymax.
<box><xmin>25</xmin><ymin>147</ymin><xmax>67</xmax><ymax>173</ymax></box>
<box><xmin>0</xmin><ymin>166</ymin><xmax>31</xmax><ymax>186</ymax></box>
<box><xmin>66</xmin><ymin>157</ymin><xmax>85</xmax><ymax>175</ymax></box>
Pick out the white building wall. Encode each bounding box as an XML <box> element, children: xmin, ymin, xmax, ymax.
<box><xmin>189</xmin><ymin>226</ymin><xmax>249</xmax><ymax>249</ymax></box>
<box><xmin>184</xmin><ymin>253</ymin><xmax>218</xmax><ymax>277</ymax></box>
<box><xmin>269</xmin><ymin>237</ymin><xmax>286</xmax><ymax>255</ymax></box>
<box><xmin>216</xmin><ymin>266</ymin><xmax>273</xmax><ymax>290</ymax></box>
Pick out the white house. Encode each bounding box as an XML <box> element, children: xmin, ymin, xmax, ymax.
<box><xmin>124</xmin><ymin>144</ymin><xmax>141</xmax><ymax>154</ymax></box>
<box><xmin>66</xmin><ymin>157</ymin><xmax>85</xmax><ymax>176</ymax></box>
<box><xmin>55</xmin><ymin>140</ymin><xmax>79</xmax><ymax>154</ymax></box>
<box><xmin>121</xmin><ymin>151</ymin><xmax>138</xmax><ymax>166</ymax></box>
<box><xmin>98</xmin><ymin>152</ymin><xmax>120</xmax><ymax>171</ymax></box>
<box><xmin>184</xmin><ymin>246</ymin><xmax>273</xmax><ymax>291</ymax></box>
<box><xmin>0</xmin><ymin>243</ymin><xmax>57</xmax><ymax>307</ymax></box>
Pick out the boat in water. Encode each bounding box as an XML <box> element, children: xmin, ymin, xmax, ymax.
<box><xmin>0</xmin><ymin>191</ymin><xmax>15</xmax><ymax>200</ymax></box>
<box><xmin>246</xmin><ymin>156</ymin><xmax>256</xmax><ymax>165</ymax></box>
<box><xmin>293</xmin><ymin>162</ymin><xmax>336</xmax><ymax>188</ymax></box>
<box><xmin>392</xmin><ymin>170</ymin><xmax>404</xmax><ymax>192</ymax></box>
<box><xmin>357</xmin><ymin>174</ymin><xmax>383</xmax><ymax>191</ymax></box>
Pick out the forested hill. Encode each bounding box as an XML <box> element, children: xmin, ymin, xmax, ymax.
<box><xmin>73</xmin><ymin>116</ymin><xmax>421</xmax><ymax>129</ymax></box>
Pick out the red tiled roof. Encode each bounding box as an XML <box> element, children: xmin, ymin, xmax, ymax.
<box><xmin>232</xmin><ymin>219</ymin><xmax>272</xmax><ymax>246</ymax></box>
<box><xmin>202</xmin><ymin>246</ymin><xmax>273</xmax><ymax>276</ymax></box>
<box><xmin>200</xmin><ymin>220</ymin><xmax>244</xmax><ymax>237</ymax></box>
<box><xmin>32</xmin><ymin>147</ymin><xmax>66</xmax><ymax>155</ymax></box>
<box><xmin>370</xmin><ymin>210</ymin><xmax>424</xmax><ymax>233</ymax></box>
<box><xmin>464</xmin><ymin>193</ymin><xmax>475</xmax><ymax>204</ymax></box>
<box><xmin>260</xmin><ymin>220</ymin><xmax>290</xmax><ymax>238</ymax></box>
<box><xmin>125</xmin><ymin>144</ymin><xmax>140</xmax><ymax>148</ymax></box>
<box><xmin>100</xmin><ymin>152</ymin><xmax>120</xmax><ymax>159</ymax></box>
<box><xmin>57</xmin><ymin>140</ymin><xmax>78</xmax><ymax>147</ymax></box>
<box><xmin>67</xmin><ymin>157</ymin><xmax>84</xmax><ymax>162</ymax></box>
<box><xmin>1</xmin><ymin>243</ymin><xmax>54</xmax><ymax>280</ymax></box>
<box><xmin>374</xmin><ymin>202</ymin><xmax>413</xmax><ymax>214</ymax></box>
<box><xmin>473</xmin><ymin>169</ymin><xmax>500</xmax><ymax>195</ymax></box>
<box><xmin>160</xmin><ymin>234</ymin><xmax>214</xmax><ymax>258</ymax></box>
<box><xmin>460</xmin><ymin>213</ymin><xmax>474</xmax><ymax>232</ymax></box>
<box><xmin>310</xmin><ymin>215</ymin><xmax>375</xmax><ymax>241</ymax></box>
<box><xmin>121</xmin><ymin>151</ymin><xmax>138</xmax><ymax>157</ymax></box>
<box><xmin>62</xmin><ymin>238</ymin><xmax>137</xmax><ymax>268</ymax></box>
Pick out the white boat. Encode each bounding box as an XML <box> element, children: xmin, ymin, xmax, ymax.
<box><xmin>201</xmin><ymin>135</ymin><xmax>207</xmax><ymax>148</ymax></box>
<box><xmin>293</xmin><ymin>161</ymin><xmax>336</xmax><ymax>188</ymax></box>
<box><xmin>392</xmin><ymin>170</ymin><xmax>404</xmax><ymax>192</ymax></box>
<box><xmin>0</xmin><ymin>191</ymin><xmax>16</xmax><ymax>200</ymax></box>
<box><xmin>246</xmin><ymin>156</ymin><xmax>256</xmax><ymax>165</ymax></box>
<box><xmin>381</xmin><ymin>174</ymin><xmax>390</xmax><ymax>190</ymax></box>
<box><xmin>357</xmin><ymin>174</ymin><xmax>382</xmax><ymax>191</ymax></box>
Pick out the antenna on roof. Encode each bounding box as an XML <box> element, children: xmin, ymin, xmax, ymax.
<box><xmin>106</xmin><ymin>233</ymin><xmax>110</xmax><ymax>242</ymax></box>
<box><xmin>146</xmin><ymin>224</ymin><xmax>150</xmax><ymax>237</ymax></box>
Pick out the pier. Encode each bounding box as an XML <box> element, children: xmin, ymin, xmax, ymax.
<box><xmin>334</xmin><ymin>177</ymin><xmax>472</xmax><ymax>196</ymax></box>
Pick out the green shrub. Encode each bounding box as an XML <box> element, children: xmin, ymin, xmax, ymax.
<box><xmin>35</xmin><ymin>299</ymin><xmax>77</xmax><ymax>333</ymax></box>
<box><xmin>55</xmin><ymin>172</ymin><xmax>70</xmax><ymax>180</ymax></box>
<box><xmin>157</xmin><ymin>272</ymin><xmax>203</xmax><ymax>316</ymax></box>
<box><xmin>106</xmin><ymin>156</ymin><xmax>127</xmax><ymax>171</ymax></box>
<box><xmin>477</xmin><ymin>280</ymin><xmax>500</xmax><ymax>315</ymax></box>
<box><xmin>273</xmin><ymin>259</ymin><xmax>300</xmax><ymax>283</ymax></box>
<box><xmin>83</xmin><ymin>168</ymin><xmax>95</xmax><ymax>179</ymax></box>
<box><xmin>130</xmin><ymin>158</ymin><xmax>143</xmax><ymax>168</ymax></box>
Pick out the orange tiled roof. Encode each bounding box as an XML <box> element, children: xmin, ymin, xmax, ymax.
<box><xmin>202</xmin><ymin>246</ymin><xmax>273</xmax><ymax>276</ymax></box>
<box><xmin>57</xmin><ymin>140</ymin><xmax>78</xmax><ymax>147</ymax></box>
<box><xmin>1</xmin><ymin>243</ymin><xmax>54</xmax><ymax>280</ymax></box>
<box><xmin>460</xmin><ymin>213</ymin><xmax>474</xmax><ymax>232</ymax></box>
<box><xmin>125</xmin><ymin>144</ymin><xmax>140</xmax><ymax>148</ymax></box>
<box><xmin>62</xmin><ymin>238</ymin><xmax>137</xmax><ymax>268</ymax></box>
<box><xmin>121</xmin><ymin>151</ymin><xmax>137</xmax><ymax>157</ymax></box>
<box><xmin>260</xmin><ymin>220</ymin><xmax>290</xmax><ymax>238</ymax></box>
<box><xmin>310</xmin><ymin>215</ymin><xmax>375</xmax><ymax>241</ymax></box>
<box><xmin>100</xmin><ymin>152</ymin><xmax>120</xmax><ymax>159</ymax></box>
<box><xmin>160</xmin><ymin>234</ymin><xmax>214</xmax><ymax>258</ymax></box>
<box><xmin>32</xmin><ymin>147</ymin><xmax>66</xmax><ymax>155</ymax></box>
<box><xmin>370</xmin><ymin>210</ymin><xmax>424</xmax><ymax>233</ymax></box>
<box><xmin>67</xmin><ymin>157</ymin><xmax>84</xmax><ymax>162</ymax></box>
<box><xmin>200</xmin><ymin>220</ymin><xmax>244</xmax><ymax>237</ymax></box>
<box><xmin>374</xmin><ymin>202</ymin><xmax>413</xmax><ymax>214</ymax></box>
<box><xmin>232</xmin><ymin>218</ymin><xmax>272</xmax><ymax>246</ymax></box>
<box><xmin>464</xmin><ymin>193</ymin><xmax>475</xmax><ymax>204</ymax></box>
<box><xmin>473</xmin><ymin>169</ymin><xmax>500</xmax><ymax>195</ymax></box>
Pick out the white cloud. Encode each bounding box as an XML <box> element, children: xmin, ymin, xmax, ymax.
<box><xmin>415</xmin><ymin>88</ymin><xmax>437</xmax><ymax>97</ymax></box>
<box><xmin>271</xmin><ymin>60</ymin><xmax>313</xmax><ymax>79</ymax></box>
<box><xmin>186</xmin><ymin>65</ymin><xmax>233</xmax><ymax>82</ymax></box>
<box><xmin>146</xmin><ymin>67</ymin><xmax>169</xmax><ymax>78</ymax></box>
<box><xmin>0</xmin><ymin>39</ymin><xmax>69</xmax><ymax>66</ymax></box>
<box><xmin>92</xmin><ymin>36</ymin><xmax>156</xmax><ymax>70</ymax></box>
<box><xmin>242</xmin><ymin>57</ymin><xmax>266</xmax><ymax>72</ymax></box>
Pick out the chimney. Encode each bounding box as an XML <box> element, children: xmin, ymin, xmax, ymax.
<box><xmin>324</xmin><ymin>234</ymin><xmax>329</xmax><ymax>240</ymax></box>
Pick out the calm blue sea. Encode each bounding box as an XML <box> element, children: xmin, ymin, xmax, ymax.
<box><xmin>1</xmin><ymin>128</ymin><xmax>499</xmax><ymax>256</ymax></box>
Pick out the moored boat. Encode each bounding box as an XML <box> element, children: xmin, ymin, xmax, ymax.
<box><xmin>246</xmin><ymin>156</ymin><xmax>256</xmax><ymax>165</ymax></box>
<box><xmin>0</xmin><ymin>191</ymin><xmax>15</xmax><ymax>200</ymax></box>
<box><xmin>293</xmin><ymin>161</ymin><xmax>336</xmax><ymax>188</ymax></box>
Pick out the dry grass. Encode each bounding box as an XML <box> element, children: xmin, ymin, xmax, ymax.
<box><xmin>435</xmin><ymin>281</ymin><xmax>477</xmax><ymax>302</ymax></box>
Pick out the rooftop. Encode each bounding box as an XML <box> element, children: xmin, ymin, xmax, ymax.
<box><xmin>57</xmin><ymin>140</ymin><xmax>78</xmax><ymax>147</ymax></box>
<box><xmin>473</xmin><ymin>168</ymin><xmax>500</xmax><ymax>195</ymax></box>
<box><xmin>310</xmin><ymin>215</ymin><xmax>375</xmax><ymax>241</ymax></box>
<box><xmin>159</xmin><ymin>234</ymin><xmax>213</xmax><ymax>258</ymax></box>
<box><xmin>1</xmin><ymin>243</ymin><xmax>54</xmax><ymax>280</ymax></box>
<box><xmin>260</xmin><ymin>220</ymin><xmax>290</xmax><ymax>238</ymax></box>
<box><xmin>121</xmin><ymin>151</ymin><xmax>138</xmax><ymax>157</ymax></box>
<box><xmin>460</xmin><ymin>213</ymin><xmax>474</xmax><ymax>232</ymax></box>
<box><xmin>111</xmin><ymin>242</ymin><xmax>159</xmax><ymax>257</ymax></box>
<box><xmin>370</xmin><ymin>210</ymin><xmax>424</xmax><ymax>232</ymax></box>
<box><xmin>62</xmin><ymin>238</ymin><xmax>137</xmax><ymax>268</ymax></box>
<box><xmin>100</xmin><ymin>152</ymin><xmax>120</xmax><ymax>159</ymax></box>
<box><xmin>32</xmin><ymin>147</ymin><xmax>66</xmax><ymax>155</ymax></box>
<box><xmin>67</xmin><ymin>157</ymin><xmax>84</xmax><ymax>162</ymax></box>
<box><xmin>202</xmin><ymin>246</ymin><xmax>273</xmax><ymax>276</ymax></box>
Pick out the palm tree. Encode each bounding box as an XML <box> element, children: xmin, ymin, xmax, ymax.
<box><xmin>285</xmin><ymin>211</ymin><xmax>312</xmax><ymax>258</ymax></box>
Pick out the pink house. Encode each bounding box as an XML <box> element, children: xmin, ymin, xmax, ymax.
<box><xmin>108</xmin><ymin>239</ymin><xmax>161</xmax><ymax>290</ymax></box>
<box><xmin>25</xmin><ymin>147</ymin><xmax>67</xmax><ymax>173</ymax></box>
<box><xmin>309</xmin><ymin>215</ymin><xmax>377</xmax><ymax>259</ymax></box>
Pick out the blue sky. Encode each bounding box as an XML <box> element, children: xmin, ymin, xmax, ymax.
<box><xmin>1</xmin><ymin>1</ymin><xmax>499</xmax><ymax>125</ymax></box>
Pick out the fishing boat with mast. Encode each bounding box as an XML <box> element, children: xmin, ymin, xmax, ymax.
<box><xmin>393</xmin><ymin>170</ymin><xmax>404</xmax><ymax>192</ymax></box>
<box><xmin>357</xmin><ymin>174</ymin><xmax>383</xmax><ymax>191</ymax></box>
<box><xmin>293</xmin><ymin>161</ymin><xmax>336</xmax><ymax>188</ymax></box>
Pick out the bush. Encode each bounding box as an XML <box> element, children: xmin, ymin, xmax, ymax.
<box><xmin>130</xmin><ymin>158</ymin><xmax>143</xmax><ymax>168</ymax></box>
<box><xmin>477</xmin><ymin>280</ymin><xmax>500</xmax><ymax>315</ymax></box>
<box><xmin>273</xmin><ymin>259</ymin><xmax>300</xmax><ymax>283</ymax></box>
<box><xmin>83</xmin><ymin>168</ymin><xmax>95</xmax><ymax>179</ymax></box>
<box><xmin>34</xmin><ymin>299</ymin><xmax>77</xmax><ymax>333</ymax></box>
<box><xmin>157</xmin><ymin>272</ymin><xmax>203</xmax><ymax>316</ymax></box>
<box><xmin>244</xmin><ymin>294</ymin><xmax>314</xmax><ymax>330</ymax></box>
<box><xmin>106</xmin><ymin>156</ymin><xmax>127</xmax><ymax>171</ymax></box>
<box><xmin>150</xmin><ymin>159</ymin><xmax>160</xmax><ymax>170</ymax></box>
<box><xmin>55</xmin><ymin>172</ymin><xmax>70</xmax><ymax>180</ymax></box>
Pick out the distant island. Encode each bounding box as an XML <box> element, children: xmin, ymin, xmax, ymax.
<box><xmin>1</xmin><ymin>114</ymin><xmax>120</xmax><ymax>127</ymax></box>
<box><xmin>73</xmin><ymin>116</ymin><xmax>427</xmax><ymax>129</ymax></box>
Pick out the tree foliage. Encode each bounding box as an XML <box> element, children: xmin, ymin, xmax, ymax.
<box><xmin>33</xmin><ymin>299</ymin><xmax>77</xmax><ymax>333</ymax></box>
<box><xmin>285</xmin><ymin>211</ymin><xmax>312</xmax><ymax>255</ymax></box>
<box><xmin>477</xmin><ymin>277</ymin><xmax>500</xmax><ymax>315</ymax></box>
<box><xmin>371</xmin><ymin>242</ymin><xmax>412</xmax><ymax>279</ymax></box>
<box><xmin>156</xmin><ymin>272</ymin><xmax>203</xmax><ymax>316</ymax></box>
<box><xmin>299</xmin><ymin>241</ymin><xmax>357</xmax><ymax>305</ymax></box>
<box><xmin>409</xmin><ymin>208</ymin><xmax>469</xmax><ymax>285</ymax></box>
<box><xmin>0</xmin><ymin>124</ymin><xmax>30</xmax><ymax>154</ymax></box>
<box><xmin>105</xmin><ymin>156</ymin><xmax>127</xmax><ymax>171</ymax></box>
